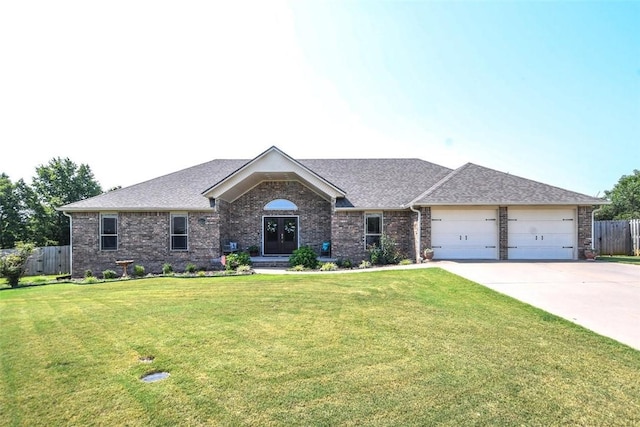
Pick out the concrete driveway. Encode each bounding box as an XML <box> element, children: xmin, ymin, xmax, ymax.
<box><xmin>438</xmin><ymin>261</ymin><xmax>640</xmax><ymax>351</ymax></box>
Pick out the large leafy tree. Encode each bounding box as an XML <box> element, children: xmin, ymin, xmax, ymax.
<box><xmin>596</xmin><ymin>170</ymin><xmax>640</xmax><ymax>220</ymax></box>
<box><xmin>0</xmin><ymin>174</ymin><xmax>34</xmax><ymax>248</ymax></box>
<box><xmin>0</xmin><ymin>175</ymin><xmax>46</xmax><ymax>248</ymax></box>
<box><xmin>31</xmin><ymin>158</ymin><xmax>103</xmax><ymax>245</ymax></box>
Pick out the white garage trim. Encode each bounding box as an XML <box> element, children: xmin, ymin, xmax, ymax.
<box><xmin>431</xmin><ymin>208</ymin><xmax>499</xmax><ymax>259</ymax></box>
<box><xmin>507</xmin><ymin>208</ymin><xmax>576</xmax><ymax>260</ymax></box>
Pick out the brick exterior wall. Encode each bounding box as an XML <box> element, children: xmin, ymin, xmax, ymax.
<box><xmin>70</xmin><ymin>182</ymin><xmax>596</xmax><ymax>276</ymax></box>
<box><xmin>422</xmin><ymin>207</ymin><xmax>432</xmax><ymax>255</ymax></box>
<box><xmin>382</xmin><ymin>210</ymin><xmax>414</xmax><ymax>259</ymax></box>
<box><xmin>331</xmin><ymin>209</ymin><xmax>414</xmax><ymax>263</ymax></box>
<box><xmin>499</xmin><ymin>206</ymin><xmax>508</xmax><ymax>260</ymax></box>
<box><xmin>578</xmin><ymin>205</ymin><xmax>593</xmax><ymax>260</ymax></box>
<box><xmin>331</xmin><ymin>210</ymin><xmax>364</xmax><ymax>262</ymax></box>
<box><xmin>71</xmin><ymin>211</ymin><xmax>218</xmax><ymax>277</ymax></box>
<box><xmin>225</xmin><ymin>181</ymin><xmax>332</xmax><ymax>253</ymax></box>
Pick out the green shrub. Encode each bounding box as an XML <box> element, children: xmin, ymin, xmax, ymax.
<box><xmin>84</xmin><ymin>269</ymin><xmax>94</xmax><ymax>278</ymax></box>
<box><xmin>359</xmin><ymin>260</ymin><xmax>372</xmax><ymax>269</ymax></box>
<box><xmin>320</xmin><ymin>262</ymin><xmax>338</xmax><ymax>271</ymax></box>
<box><xmin>162</xmin><ymin>263</ymin><xmax>173</xmax><ymax>275</ymax></box>
<box><xmin>185</xmin><ymin>263</ymin><xmax>197</xmax><ymax>274</ymax></box>
<box><xmin>225</xmin><ymin>252</ymin><xmax>252</xmax><ymax>271</ymax></box>
<box><xmin>83</xmin><ymin>276</ymin><xmax>99</xmax><ymax>284</ymax></box>
<box><xmin>338</xmin><ymin>259</ymin><xmax>353</xmax><ymax>269</ymax></box>
<box><xmin>289</xmin><ymin>246</ymin><xmax>318</xmax><ymax>269</ymax></box>
<box><xmin>197</xmin><ymin>270</ymin><xmax>206</xmax><ymax>277</ymax></box>
<box><xmin>399</xmin><ymin>259</ymin><xmax>413</xmax><ymax>265</ymax></box>
<box><xmin>290</xmin><ymin>264</ymin><xmax>307</xmax><ymax>272</ymax></box>
<box><xmin>367</xmin><ymin>234</ymin><xmax>401</xmax><ymax>265</ymax></box>
<box><xmin>133</xmin><ymin>265</ymin><xmax>145</xmax><ymax>278</ymax></box>
<box><xmin>0</xmin><ymin>242</ymin><xmax>34</xmax><ymax>288</ymax></box>
<box><xmin>102</xmin><ymin>270</ymin><xmax>118</xmax><ymax>280</ymax></box>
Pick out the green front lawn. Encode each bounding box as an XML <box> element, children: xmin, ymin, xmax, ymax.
<box><xmin>598</xmin><ymin>255</ymin><xmax>640</xmax><ymax>265</ymax></box>
<box><xmin>1</xmin><ymin>269</ymin><xmax>639</xmax><ymax>426</ymax></box>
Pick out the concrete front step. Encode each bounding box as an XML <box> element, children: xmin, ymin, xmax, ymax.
<box><xmin>251</xmin><ymin>256</ymin><xmax>337</xmax><ymax>269</ymax></box>
<box><xmin>214</xmin><ymin>256</ymin><xmax>337</xmax><ymax>269</ymax></box>
<box><xmin>252</xmin><ymin>260</ymin><xmax>291</xmax><ymax>268</ymax></box>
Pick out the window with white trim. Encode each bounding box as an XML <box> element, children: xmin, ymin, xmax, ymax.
<box><xmin>365</xmin><ymin>213</ymin><xmax>383</xmax><ymax>248</ymax></box>
<box><xmin>171</xmin><ymin>214</ymin><xmax>188</xmax><ymax>251</ymax></box>
<box><xmin>100</xmin><ymin>214</ymin><xmax>118</xmax><ymax>251</ymax></box>
<box><xmin>264</xmin><ymin>199</ymin><xmax>298</xmax><ymax>210</ymax></box>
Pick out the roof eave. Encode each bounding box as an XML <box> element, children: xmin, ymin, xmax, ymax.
<box><xmin>334</xmin><ymin>206</ymin><xmax>409</xmax><ymax>211</ymax></box>
<box><xmin>413</xmin><ymin>201</ymin><xmax>610</xmax><ymax>206</ymax></box>
<box><xmin>59</xmin><ymin>207</ymin><xmax>216</xmax><ymax>213</ymax></box>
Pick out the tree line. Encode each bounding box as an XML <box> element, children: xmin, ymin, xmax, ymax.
<box><xmin>0</xmin><ymin>158</ymin><xmax>102</xmax><ymax>249</ymax></box>
<box><xmin>1</xmin><ymin>158</ymin><xmax>638</xmax><ymax>249</ymax></box>
<box><xmin>595</xmin><ymin>170</ymin><xmax>640</xmax><ymax>221</ymax></box>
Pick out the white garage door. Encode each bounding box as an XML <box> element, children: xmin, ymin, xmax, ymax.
<box><xmin>508</xmin><ymin>208</ymin><xmax>576</xmax><ymax>260</ymax></box>
<box><xmin>431</xmin><ymin>209</ymin><xmax>499</xmax><ymax>259</ymax></box>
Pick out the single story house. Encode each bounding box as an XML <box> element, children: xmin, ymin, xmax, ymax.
<box><xmin>59</xmin><ymin>146</ymin><xmax>605</xmax><ymax>276</ymax></box>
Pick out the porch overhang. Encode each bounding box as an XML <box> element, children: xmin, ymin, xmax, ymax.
<box><xmin>202</xmin><ymin>146</ymin><xmax>346</xmax><ymax>203</ymax></box>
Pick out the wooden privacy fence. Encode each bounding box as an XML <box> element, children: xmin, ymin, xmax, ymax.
<box><xmin>594</xmin><ymin>220</ymin><xmax>640</xmax><ymax>256</ymax></box>
<box><xmin>633</xmin><ymin>219</ymin><xmax>640</xmax><ymax>256</ymax></box>
<box><xmin>0</xmin><ymin>245</ymin><xmax>70</xmax><ymax>275</ymax></box>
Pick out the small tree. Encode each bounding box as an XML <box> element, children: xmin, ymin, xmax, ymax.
<box><xmin>0</xmin><ymin>242</ymin><xmax>34</xmax><ymax>287</ymax></box>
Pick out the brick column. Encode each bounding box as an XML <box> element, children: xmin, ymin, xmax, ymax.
<box><xmin>499</xmin><ymin>206</ymin><xmax>508</xmax><ymax>260</ymax></box>
<box><xmin>577</xmin><ymin>206</ymin><xmax>593</xmax><ymax>260</ymax></box>
<box><xmin>423</xmin><ymin>207</ymin><xmax>432</xmax><ymax>250</ymax></box>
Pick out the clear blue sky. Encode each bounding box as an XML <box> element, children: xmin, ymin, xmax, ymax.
<box><xmin>1</xmin><ymin>1</ymin><xmax>638</xmax><ymax>197</ymax></box>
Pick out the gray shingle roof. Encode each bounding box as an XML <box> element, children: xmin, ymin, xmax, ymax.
<box><xmin>413</xmin><ymin>163</ymin><xmax>604</xmax><ymax>205</ymax></box>
<box><xmin>299</xmin><ymin>159</ymin><xmax>452</xmax><ymax>208</ymax></box>
<box><xmin>60</xmin><ymin>151</ymin><xmax>604</xmax><ymax>211</ymax></box>
<box><xmin>61</xmin><ymin>159</ymin><xmax>247</xmax><ymax>210</ymax></box>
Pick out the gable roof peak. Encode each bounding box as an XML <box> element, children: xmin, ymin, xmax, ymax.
<box><xmin>407</xmin><ymin>162</ymin><xmax>471</xmax><ymax>206</ymax></box>
<box><xmin>201</xmin><ymin>145</ymin><xmax>346</xmax><ymax>202</ymax></box>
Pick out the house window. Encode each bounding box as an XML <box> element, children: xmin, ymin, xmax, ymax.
<box><xmin>100</xmin><ymin>214</ymin><xmax>118</xmax><ymax>251</ymax></box>
<box><xmin>264</xmin><ymin>199</ymin><xmax>298</xmax><ymax>210</ymax></box>
<box><xmin>171</xmin><ymin>214</ymin><xmax>188</xmax><ymax>251</ymax></box>
<box><xmin>365</xmin><ymin>213</ymin><xmax>383</xmax><ymax>248</ymax></box>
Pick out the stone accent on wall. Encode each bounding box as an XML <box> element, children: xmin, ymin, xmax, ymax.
<box><xmin>71</xmin><ymin>211</ymin><xmax>217</xmax><ymax>277</ymax></box>
<box><xmin>499</xmin><ymin>206</ymin><xmax>508</xmax><ymax>260</ymax></box>
<box><xmin>577</xmin><ymin>205</ymin><xmax>593</xmax><ymax>260</ymax></box>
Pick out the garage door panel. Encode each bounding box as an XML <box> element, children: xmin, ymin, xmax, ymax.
<box><xmin>431</xmin><ymin>209</ymin><xmax>498</xmax><ymax>260</ymax></box>
<box><xmin>508</xmin><ymin>209</ymin><xmax>576</xmax><ymax>260</ymax></box>
<box><xmin>509</xmin><ymin>220</ymin><xmax>574</xmax><ymax>235</ymax></box>
<box><xmin>508</xmin><ymin>246</ymin><xmax>574</xmax><ymax>260</ymax></box>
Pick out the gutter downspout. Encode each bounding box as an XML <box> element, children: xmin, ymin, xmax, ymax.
<box><xmin>62</xmin><ymin>211</ymin><xmax>73</xmax><ymax>277</ymax></box>
<box><xmin>409</xmin><ymin>205</ymin><xmax>421</xmax><ymax>262</ymax></box>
